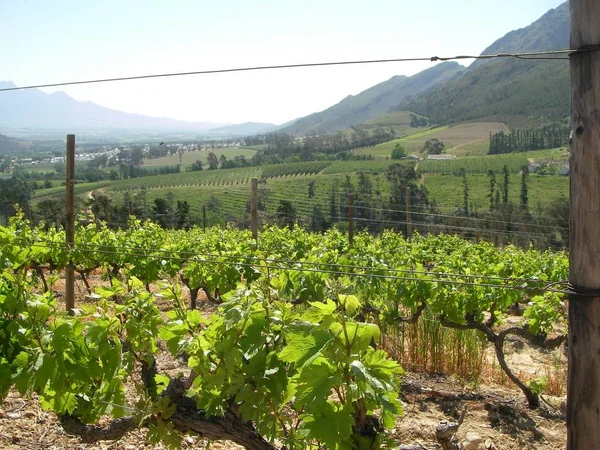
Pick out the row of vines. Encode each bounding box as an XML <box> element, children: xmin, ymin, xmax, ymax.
<box><xmin>0</xmin><ymin>213</ymin><xmax>568</xmax><ymax>448</ymax></box>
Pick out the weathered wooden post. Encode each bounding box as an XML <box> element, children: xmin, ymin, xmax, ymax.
<box><xmin>65</xmin><ymin>134</ymin><xmax>75</xmax><ymax>313</ymax></box>
<box><xmin>406</xmin><ymin>186</ymin><xmax>412</xmax><ymax>238</ymax></box>
<box><xmin>348</xmin><ymin>192</ymin><xmax>354</xmax><ymax>245</ymax></box>
<box><xmin>568</xmin><ymin>1</ymin><xmax>600</xmax><ymax>448</ymax></box>
<box><xmin>251</xmin><ymin>177</ymin><xmax>258</xmax><ymax>241</ymax></box>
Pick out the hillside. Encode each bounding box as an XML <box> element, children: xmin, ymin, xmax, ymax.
<box><xmin>470</xmin><ymin>2</ymin><xmax>569</xmax><ymax>70</ymax></box>
<box><xmin>207</xmin><ymin>122</ymin><xmax>277</xmax><ymax>135</ymax></box>
<box><xmin>0</xmin><ymin>134</ymin><xmax>31</xmax><ymax>154</ymax></box>
<box><xmin>278</xmin><ymin>62</ymin><xmax>464</xmax><ymax>136</ymax></box>
<box><xmin>401</xmin><ymin>2</ymin><xmax>569</xmax><ymax>125</ymax></box>
<box><xmin>0</xmin><ymin>82</ymin><xmax>218</xmax><ymax>132</ymax></box>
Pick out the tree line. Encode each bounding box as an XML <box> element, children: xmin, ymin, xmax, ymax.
<box><xmin>244</xmin><ymin>127</ymin><xmax>396</xmax><ymax>163</ymax></box>
<box><xmin>488</xmin><ymin>125</ymin><xmax>569</xmax><ymax>154</ymax></box>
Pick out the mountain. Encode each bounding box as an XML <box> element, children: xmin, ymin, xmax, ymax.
<box><xmin>208</xmin><ymin>122</ymin><xmax>278</xmax><ymax>135</ymax></box>
<box><xmin>0</xmin><ymin>82</ymin><xmax>218</xmax><ymax>132</ymax></box>
<box><xmin>401</xmin><ymin>2</ymin><xmax>569</xmax><ymax>125</ymax></box>
<box><xmin>470</xmin><ymin>2</ymin><xmax>569</xmax><ymax>70</ymax></box>
<box><xmin>278</xmin><ymin>62</ymin><xmax>465</xmax><ymax>136</ymax></box>
<box><xmin>0</xmin><ymin>134</ymin><xmax>31</xmax><ymax>154</ymax></box>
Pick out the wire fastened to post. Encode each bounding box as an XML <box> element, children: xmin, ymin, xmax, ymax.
<box><xmin>0</xmin><ymin>49</ymin><xmax>580</xmax><ymax>93</ymax></box>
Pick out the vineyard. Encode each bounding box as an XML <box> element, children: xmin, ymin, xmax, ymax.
<box><xmin>354</xmin><ymin>123</ymin><xmax>507</xmax><ymax>159</ymax></box>
<box><xmin>419</xmin><ymin>148</ymin><xmax>568</xmax><ymax>175</ymax></box>
<box><xmin>0</xmin><ymin>213</ymin><xmax>568</xmax><ymax>448</ymax></box>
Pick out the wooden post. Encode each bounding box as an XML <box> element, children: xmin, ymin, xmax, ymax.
<box><xmin>405</xmin><ymin>186</ymin><xmax>412</xmax><ymax>238</ymax></box>
<box><xmin>348</xmin><ymin>192</ymin><xmax>354</xmax><ymax>245</ymax></box>
<box><xmin>568</xmin><ymin>2</ymin><xmax>600</xmax><ymax>448</ymax></box>
<box><xmin>251</xmin><ymin>177</ymin><xmax>258</xmax><ymax>241</ymax></box>
<box><xmin>202</xmin><ymin>205</ymin><xmax>206</xmax><ymax>230</ymax></box>
<box><xmin>65</xmin><ymin>135</ymin><xmax>75</xmax><ymax>313</ymax></box>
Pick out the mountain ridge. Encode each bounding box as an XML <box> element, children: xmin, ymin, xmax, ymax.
<box><xmin>0</xmin><ymin>81</ymin><xmax>219</xmax><ymax>132</ymax></box>
<box><xmin>400</xmin><ymin>1</ymin><xmax>569</xmax><ymax>126</ymax></box>
<box><xmin>208</xmin><ymin>122</ymin><xmax>278</xmax><ymax>135</ymax></box>
<box><xmin>278</xmin><ymin>62</ymin><xmax>465</xmax><ymax>136</ymax></box>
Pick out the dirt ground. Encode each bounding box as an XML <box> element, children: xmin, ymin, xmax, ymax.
<box><xmin>0</xmin><ymin>274</ymin><xmax>568</xmax><ymax>449</ymax></box>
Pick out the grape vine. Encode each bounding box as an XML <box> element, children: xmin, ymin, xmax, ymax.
<box><xmin>0</xmin><ymin>212</ymin><xmax>568</xmax><ymax>447</ymax></box>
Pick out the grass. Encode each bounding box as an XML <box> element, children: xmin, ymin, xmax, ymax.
<box><xmin>143</xmin><ymin>147</ymin><xmax>256</xmax><ymax>167</ymax></box>
<box><xmin>29</xmin><ymin>144</ymin><xmax>569</xmax><ymax>226</ymax></box>
<box><xmin>419</xmin><ymin>148</ymin><xmax>568</xmax><ymax>175</ymax></box>
<box><xmin>422</xmin><ymin>172</ymin><xmax>569</xmax><ymax>211</ymax></box>
<box><xmin>261</xmin><ymin>161</ymin><xmax>331</xmax><ymax>178</ymax></box>
<box><xmin>357</xmin><ymin>111</ymin><xmax>421</xmax><ymax>137</ymax></box>
<box><xmin>354</xmin><ymin>122</ymin><xmax>507</xmax><ymax>159</ymax></box>
<box><xmin>321</xmin><ymin>160</ymin><xmax>412</xmax><ymax>175</ymax></box>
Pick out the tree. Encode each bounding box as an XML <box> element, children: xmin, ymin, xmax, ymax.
<box><xmin>307</xmin><ymin>181</ymin><xmax>315</xmax><ymax>198</ymax></box>
<box><xmin>329</xmin><ymin>180</ymin><xmax>339</xmax><ymax>223</ymax></box>
<box><xmin>188</xmin><ymin>160</ymin><xmax>203</xmax><ymax>171</ymax></box>
<box><xmin>152</xmin><ymin>193</ymin><xmax>173</xmax><ymax>228</ymax></box>
<box><xmin>218</xmin><ymin>154</ymin><xmax>227</xmax><ymax>168</ymax></box>
<box><xmin>502</xmin><ymin>164</ymin><xmax>510</xmax><ymax>204</ymax></box>
<box><xmin>35</xmin><ymin>199</ymin><xmax>64</xmax><ymax>229</ymax></box>
<box><xmin>207</xmin><ymin>194</ymin><xmax>221</xmax><ymax>212</ymax></box>
<box><xmin>0</xmin><ymin>178</ymin><xmax>33</xmax><ymax>222</ymax></box>
<box><xmin>421</xmin><ymin>139</ymin><xmax>445</xmax><ymax>155</ymax></box>
<box><xmin>391</xmin><ymin>143</ymin><xmax>407</xmax><ymax>160</ymax></box>
<box><xmin>459</xmin><ymin>168</ymin><xmax>469</xmax><ymax>215</ymax></box>
<box><xmin>487</xmin><ymin>170</ymin><xmax>496</xmax><ymax>210</ymax></box>
<box><xmin>90</xmin><ymin>192</ymin><xmax>114</xmax><ymax>223</ymax></box>
<box><xmin>385</xmin><ymin>164</ymin><xmax>428</xmax><ymax>231</ymax></box>
<box><xmin>176</xmin><ymin>200</ymin><xmax>191</xmax><ymax>229</ymax></box>
<box><xmin>207</xmin><ymin>152</ymin><xmax>219</xmax><ymax>170</ymax></box>
<box><xmin>309</xmin><ymin>206</ymin><xmax>328</xmax><ymax>231</ymax></box>
<box><xmin>520</xmin><ymin>165</ymin><xmax>529</xmax><ymax>208</ymax></box>
<box><xmin>131</xmin><ymin>146</ymin><xmax>144</xmax><ymax>166</ymax></box>
<box><xmin>277</xmin><ymin>200</ymin><xmax>296</xmax><ymax>229</ymax></box>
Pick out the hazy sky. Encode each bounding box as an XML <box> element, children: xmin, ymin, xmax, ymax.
<box><xmin>1</xmin><ymin>0</ymin><xmax>566</xmax><ymax>125</ymax></box>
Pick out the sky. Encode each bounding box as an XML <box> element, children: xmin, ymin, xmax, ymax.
<box><xmin>1</xmin><ymin>0</ymin><xmax>566</xmax><ymax>126</ymax></box>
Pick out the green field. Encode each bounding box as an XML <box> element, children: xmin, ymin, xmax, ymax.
<box><xmin>354</xmin><ymin>122</ymin><xmax>507</xmax><ymax>159</ymax></box>
<box><xmin>418</xmin><ymin>148</ymin><xmax>568</xmax><ymax>175</ymax></box>
<box><xmin>30</xmin><ymin>144</ymin><xmax>570</xmax><ymax>223</ymax></box>
<box><xmin>321</xmin><ymin>160</ymin><xmax>409</xmax><ymax>174</ymax></box>
<box><xmin>356</xmin><ymin>111</ymin><xmax>424</xmax><ymax>137</ymax></box>
<box><xmin>143</xmin><ymin>147</ymin><xmax>256</xmax><ymax>167</ymax></box>
<box><xmin>423</xmin><ymin>173</ymin><xmax>569</xmax><ymax>211</ymax></box>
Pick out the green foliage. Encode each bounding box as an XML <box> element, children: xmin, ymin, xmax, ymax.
<box><xmin>0</xmin><ymin>215</ymin><xmax>570</xmax><ymax>447</ymax></box>
<box><xmin>527</xmin><ymin>377</ymin><xmax>549</xmax><ymax>395</ymax></box>
<box><xmin>421</xmin><ymin>139</ymin><xmax>445</xmax><ymax>155</ymax></box>
<box><xmin>391</xmin><ymin>144</ymin><xmax>407</xmax><ymax>160</ymax></box>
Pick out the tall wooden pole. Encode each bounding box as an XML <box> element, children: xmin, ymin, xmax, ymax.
<box><xmin>568</xmin><ymin>2</ymin><xmax>600</xmax><ymax>448</ymax></box>
<box><xmin>251</xmin><ymin>177</ymin><xmax>258</xmax><ymax>241</ymax></box>
<box><xmin>202</xmin><ymin>205</ymin><xmax>207</xmax><ymax>230</ymax></box>
<box><xmin>348</xmin><ymin>193</ymin><xmax>354</xmax><ymax>245</ymax></box>
<box><xmin>405</xmin><ymin>186</ymin><xmax>412</xmax><ymax>238</ymax></box>
<box><xmin>65</xmin><ymin>135</ymin><xmax>75</xmax><ymax>313</ymax></box>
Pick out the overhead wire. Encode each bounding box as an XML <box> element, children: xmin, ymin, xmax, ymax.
<box><xmin>15</xmin><ymin>236</ymin><xmax>562</xmax><ymax>287</ymax></box>
<box><xmin>22</xmin><ymin>241</ymin><xmax>564</xmax><ymax>292</ymax></box>
<box><xmin>0</xmin><ymin>49</ymin><xmax>579</xmax><ymax>93</ymax></box>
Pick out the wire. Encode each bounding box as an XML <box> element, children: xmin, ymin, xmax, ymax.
<box><xmin>0</xmin><ymin>50</ymin><xmax>576</xmax><ymax>93</ymax></box>
<box><xmin>17</xmin><ymin>236</ymin><xmax>562</xmax><ymax>288</ymax></box>
<box><xmin>33</xmin><ymin>242</ymin><xmax>562</xmax><ymax>291</ymax></box>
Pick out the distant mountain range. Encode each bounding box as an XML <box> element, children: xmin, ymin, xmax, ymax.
<box><xmin>0</xmin><ymin>82</ymin><xmax>219</xmax><ymax>132</ymax></box>
<box><xmin>208</xmin><ymin>122</ymin><xmax>278</xmax><ymax>135</ymax></box>
<box><xmin>278</xmin><ymin>62</ymin><xmax>464</xmax><ymax>136</ymax></box>
<box><xmin>0</xmin><ymin>134</ymin><xmax>31</xmax><ymax>154</ymax></box>
<box><xmin>403</xmin><ymin>2</ymin><xmax>569</xmax><ymax>126</ymax></box>
<box><xmin>0</xmin><ymin>2</ymin><xmax>570</xmax><ymax>140</ymax></box>
<box><xmin>281</xmin><ymin>1</ymin><xmax>569</xmax><ymax>135</ymax></box>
